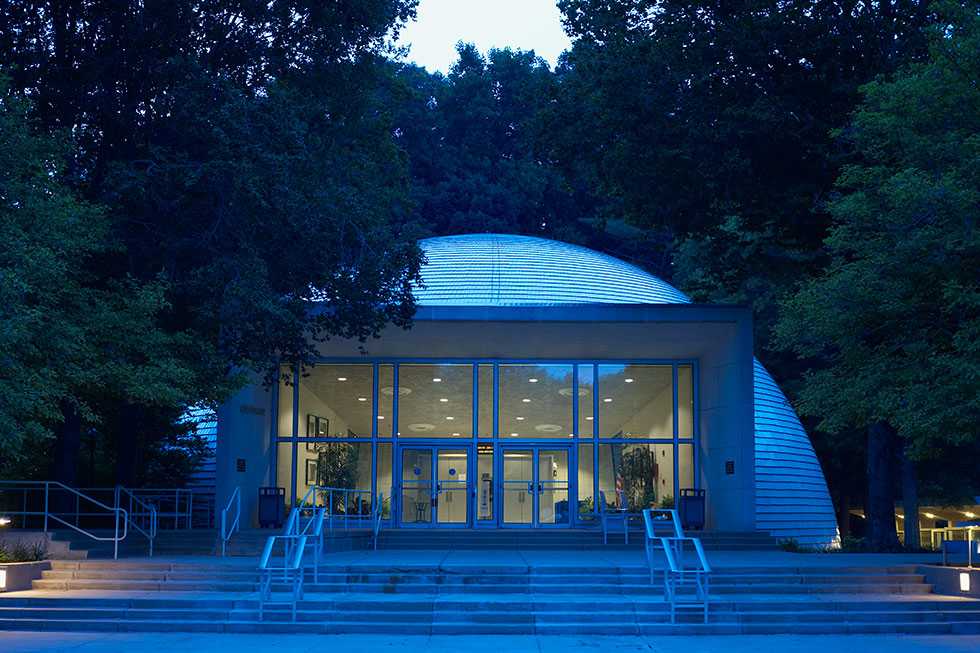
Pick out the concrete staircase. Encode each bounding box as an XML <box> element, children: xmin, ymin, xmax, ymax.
<box><xmin>2</xmin><ymin>559</ymin><xmax>980</xmax><ymax>634</ymax></box>
<box><xmin>376</xmin><ymin>529</ymin><xmax>780</xmax><ymax>551</ymax></box>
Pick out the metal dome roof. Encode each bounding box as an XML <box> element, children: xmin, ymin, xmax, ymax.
<box><xmin>414</xmin><ymin>234</ymin><xmax>689</xmax><ymax>306</ymax></box>
<box><xmin>415</xmin><ymin>233</ymin><xmax>838</xmax><ymax>546</ymax></box>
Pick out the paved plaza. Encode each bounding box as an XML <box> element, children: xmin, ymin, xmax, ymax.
<box><xmin>4</xmin><ymin>632</ymin><xmax>980</xmax><ymax>653</ymax></box>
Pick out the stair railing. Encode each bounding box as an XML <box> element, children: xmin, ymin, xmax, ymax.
<box><xmin>220</xmin><ymin>486</ymin><xmax>241</xmax><ymax>557</ymax></box>
<box><xmin>372</xmin><ymin>493</ymin><xmax>384</xmax><ymax>551</ymax></box>
<box><xmin>642</xmin><ymin>508</ymin><xmax>711</xmax><ymax>623</ymax></box>
<box><xmin>258</xmin><ymin>533</ymin><xmax>307</xmax><ymax>621</ymax></box>
<box><xmin>117</xmin><ymin>486</ymin><xmax>158</xmax><ymax>557</ymax></box>
<box><xmin>0</xmin><ymin>480</ymin><xmax>128</xmax><ymax>559</ymax></box>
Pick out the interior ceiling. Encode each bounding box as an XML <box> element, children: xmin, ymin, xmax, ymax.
<box><xmin>302</xmin><ymin>363</ymin><xmax>676</xmax><ymax>438</ymax></box>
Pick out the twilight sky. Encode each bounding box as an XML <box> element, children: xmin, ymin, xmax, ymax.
<box><xmin>395</xmin><ymin>0</ymin><xmax>573</xmax><ymax>73</ymax></box>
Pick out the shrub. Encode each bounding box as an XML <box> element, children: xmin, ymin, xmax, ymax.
<box><xmin>0</xmin><ymin>538</ymin><xmax>48</xmax><ymax>562</ymax></box>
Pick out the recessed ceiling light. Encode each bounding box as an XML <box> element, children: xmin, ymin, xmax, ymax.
<box><xmin>568</xmin><ymin>434</ymin><xmax>574</xmax><ymax>438</ymax></box>
<box><xmin>357</xmin><ymin>397</ymin><xmax>367</xmax><ymax>402</ymax></box>
<box><xmin>516</xmin><ymin>417</ymin><xmax>525</xmax><ymax>421</ymax></box>
<box><xmin>522</xmin><ymin>398</ymin><xmax>531</xmax><ymax>403</ymax></box>
<box><xmin>624</xmin><ymin>378</ymin><xmax>634</xmax><ymax>383</ymax></box>
<box><xmin>528</xmin><ymin>378</ymin><xmax>539</xmax><ymax>383</ymax></box>
<box><xmin>337</xmin><ymin>377</ymin><xmax>348</xmax><ymax>381</ymax></box>
<box><xmin>452</xmin><ymin>432</ymin><xmax>460</xmax><ymax>436</ymax></box>
<box><xmin>510</xmin><ymin>433</ymin><xmax>519</xmax><ymax>437</ymax></box>
<box><xmin>586</xmin><ymin>416</ymin><xmax>594</xmax><ymax>421</ymax></box>
<box><xmin>432</xmin><ymin>377</ymin><xmax>442</xmax><ymax>383</ymax></box>
<box><xmin>377</xmin><ymin>415</ymin><xmax>385</xmax><ymax>420</ymax></box>
<box><xmin>439</xmin><ymin>398</ymin><xmax>448</xmax><ymax>403</ymax></box>
<box><xmin>603</xmin><ymin>398</ymin><xmax>613</xmax><ymax>403</ymax></box>
<box><xmin>445</xmin><ymin>416</ymin><xmax>454</xmax><ymax>420</ymax></box>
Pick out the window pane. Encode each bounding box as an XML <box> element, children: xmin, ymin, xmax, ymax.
<box><xmin>678</xmin><ymin>443</ymin><xmax>695</xmax><ymax>492</ymax></box>
<box><xmin>578</xmin><ymin>444</ymin><xmax>595</xmax><ymax>521</ymax></box>
<box><xmin>378</xmin><ymin>364</ymin><xmax>394</xmax><ymax>437</ymax></box>
<box><xmin>300</xmin><ymin>364</ymin><xmax>372</xmax><ymax>438</ymax></box>
<box><xmin>397</xmin><ymin>364</ymin><xmax>473</xmax><ymax>437</ymax></box>
<box><xmin>276</xmin><ymin>441</ymin><xmax>295</xmax><ymax>502</ymax></box>
<box><xmin>477</xmin><ymin>446</ymin><xmax>494</xmax><ymax>521</ymax></box>
<box><xmin>577</xmin><ymin>364</ymin><xmax>594</xmax><ymax>438</ymax></box>
<box><xmin>478</xmin><ymin>364</ymin><xmax>493</xmax><ymax>438</ymax></box>
<box><xmin>308</xmin><ymin>443</ymin><xmax>373</xmax><ymax>514</ymax></box>
<box><xmin>499</xmin><ymin>364</ymin><xmax>573</xmax><ymax>438</ymax></box>
<box><xmin>376</xmin><ymin>443</ymin><xmax>392</xmax><ymax>518</ymax></box>
<box><xmin>597</xmin><ymin>443</ymin><xmax>675</xmax><ymax>511</ymax></box>
<box><xmin>277</xmin><ymin>367</ymin><xmax>295</xmax><ymax>437</ymax></box>
<box><xmin>678</xmin><ymin>364</ymin><xmax>694</xmax><ymax>438</ymax></box>
<box><xmin>598</xmin><ymin>364</ymin><xmax>673</xmax><ymax>438</ymax></box>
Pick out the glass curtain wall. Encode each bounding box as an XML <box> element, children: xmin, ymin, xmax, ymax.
<box><xmin>275</xmin><ymin>360</ymin><xmax>697</xmax><ymax>521</ymax></box>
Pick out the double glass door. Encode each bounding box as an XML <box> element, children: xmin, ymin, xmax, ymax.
<box><xmin>399</xmin><ymin>447</ymin><xmax>469</xmax><ymax>527</ymax></box>
<box><xmin>501</xmin><ymin>447</ymin><xmax>571</xmax><ymax>527</ymax></box>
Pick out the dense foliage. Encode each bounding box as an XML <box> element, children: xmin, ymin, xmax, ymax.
<box><xmin>0</xmin><ymin>1</ymin><xmax>423</xmax><ymax>484</ymax></box>
<box><xmin>775</xmin><ymin>1</ymin><xmax>980</xmax><ymax>544</ymax></box>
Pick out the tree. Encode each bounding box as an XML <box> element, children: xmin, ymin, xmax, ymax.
<box><xmin>0</xmin><ymin>81</ymin><xmax>204</xmax><ymax>479</ymax></box>
<box><xmin>554</xmin><ymin>0</ymin><xmax>935</xmax><ymax>533</ymax></box>
<box><xmin>775</xmin><ymin>1</ymin><xmax>980</xmax><ymax>549</ymax></box>
<box><xmin>387</xmin><ymin>45</ymin><xmax>587</xmax><ymax>238</ymax></box>
<box><xmin>0</xmin><ymin>2</ymin><xmax>424</xmax><ymax>483</ymax></box>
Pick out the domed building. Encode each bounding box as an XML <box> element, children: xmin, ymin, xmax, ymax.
<box><xmin>218</xmin><ymin>234</ymin><xmax>839</xmax><ymax>546</ymax></box>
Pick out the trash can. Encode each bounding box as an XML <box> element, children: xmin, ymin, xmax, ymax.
<box><xmin>258</xmin><ymin>487</ymin><xmax>285</xmax><ymax>528</ymax></box>
<box><xmin>679</xmin><ymin>488</ymin><xmax>705</xmax><ymax>530</ymax></box>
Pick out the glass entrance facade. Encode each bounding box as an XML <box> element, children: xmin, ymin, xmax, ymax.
<box><xmin>274</xmin><ymin>360</ymin><xmax>697</xmax><ymax>528</ymax></box>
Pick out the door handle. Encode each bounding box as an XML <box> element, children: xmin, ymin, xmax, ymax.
<box><xmin>526</xmin><ymin>482</ymin><xmax>534</xmax><ymax>495</ymax></box>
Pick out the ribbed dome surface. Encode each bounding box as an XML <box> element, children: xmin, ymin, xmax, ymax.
<box><xmin>415</xmin><ymin>233</ymin><xmax>839</xmax><ymax>546</ymax></box>
<box><xmin>415</xmin><ymin>234</ymin><xmax>689</xmax><ymax>305</ymax></box>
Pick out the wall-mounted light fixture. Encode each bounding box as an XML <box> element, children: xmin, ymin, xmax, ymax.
<box><xmin>961</xmin><ymin>572</ymin><xmax>971</xmax><ymax>593</ymax></box>
<box><xmin>0</xmin><ymin>569</ymin><xmax>6</xmax><ymax>590</ymax></box>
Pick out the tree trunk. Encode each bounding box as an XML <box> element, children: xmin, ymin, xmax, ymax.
<box><xmin>900</xmin><ymin>444</ymin><xmax>920</xmax><ymax>551</ymax></box>
<box><xmin>115</xmin><ymin>404</ymin><xmax>142</xmax><ymax>487</ymax></box>
<box><xmin>836</xmin><ymin>490</ymin><xmax>851</xmax><ymax>538</ymax></box>
<box><xmin>51</xmin><ymin>401</ymin><xmax>81</xmax><ymax>486</ymax></box>
<box><xmin>866</xmin><ymin>421</ymin><xmax>900</xmax><ymax>550</ymax></box>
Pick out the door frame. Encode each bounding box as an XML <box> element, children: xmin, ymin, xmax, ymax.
<box><xmin>497</xmin><ymin>443</ymin><xmax>575</xmax><ymax>529</ymax></box>
<box><xmin>395</xmin><ymin>443</ymin><xmax>473</xmax><ymax>528</ymax></box>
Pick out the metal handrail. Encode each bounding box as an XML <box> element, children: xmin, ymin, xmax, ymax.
<box><xmin>372</xmin><ymin>493</ymin><xmax>384</xmax><ymax>551</ymax></box>
<box><xmin>118</xmin><ymin>487</ymin><xmax>158</xmax><ymax>557</ymax></box>
<box><xmin>282</xmin><ymin>505</ymin><xmax>326</xmax><ymax>582</ymax></box>
<box><xmin>641</xmin><ymin>508</ymin><xmax>711</xmax><ymax>623</ymax></box>
<box><xmin>77</xmin><ymin>487</ymin><xmax>204</xmax><ymax>529</ymax></box>
<box><xmin>220</xmin><ymin>486</ymin><xmax>241</xmax><ymax>557</ymax></box>
<box><xmin>0</xmin><ymin>480</ymin><xmax>129</xmax><ymax>559</ymax></box>
<box><xmin>258</xmin><ymin>534</ymin><xmax>308</xmax><ymax>621</ymax></box>
<box><xmin>299</xmin><ymin>486</ymin><xmax>374</xmax><ymax>533</ymax></box>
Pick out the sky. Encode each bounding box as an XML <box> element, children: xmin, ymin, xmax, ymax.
<box><xmin>395</xmin><ymin>0</ymin><xmax>573</xmax><ymax>73</ymax></box>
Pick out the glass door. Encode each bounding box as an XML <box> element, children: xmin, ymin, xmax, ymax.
<box><xmin>500</xmin><ymin>446</ymin><xmax>572</xmax><ymax>528</ymax></box>
<box><xmin>436</xmin><ymin>449</ymin><xmax>468</xmax><ymax>525</ymax></box>
<box><xmin>400</xmin><ymin>447</ymin><xmax>434</xmax><ymax>526</ymax></box>
<box><xmin>538</xmin><ymin>449</ymin><xmax>571</xmax><ymax>527</ymax></box>
<box><xmin>398</xmin><ymin>446</ymin><xmax>470</xmax><ymax>527</ymax></box>
<box><xmin>502</xmin><ymin>448</ymin><xmax>534</xmax><ymax>526</ymax></box>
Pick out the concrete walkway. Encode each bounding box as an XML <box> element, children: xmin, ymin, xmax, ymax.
<box><xmin>3</xmin><ymin>632</ymin><xmax>980</xmax><ymax>653</ymax></box>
